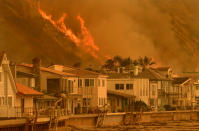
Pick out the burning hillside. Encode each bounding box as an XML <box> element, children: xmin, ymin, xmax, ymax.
<box><xmin>0</xmin><ymin>0</ymin><xmax>99</xmax><ymax>66</ymax></box>
<box><xmin>0</xmin><ymin>0</ymin><xmax>199</xmax><ymax>71</ymax></box>
<box><xmin>38</xmin><ymin>3</ymin><xmax>99</xmax><ymax>58</ymax></box>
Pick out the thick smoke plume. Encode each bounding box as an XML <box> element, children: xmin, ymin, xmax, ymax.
<box><xmin>0</xmin><ymin>0</ymin><xmax>199</xmax><ymax>71</ymax></box>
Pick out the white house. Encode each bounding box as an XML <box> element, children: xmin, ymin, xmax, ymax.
<box><xmin>106</xmin><ymin>66</ymin><xmax>172</xmax><ymax>112</ymax></box>
<box><xmin>172</xmin><ymin>77</ymin><xmax>196</xmax><ymax>109</ymax></box>
<box><xmin>49</xmin><ymin>65</ymin><xmax>108</xmax><ymax>113</ymax></box>
<box><xmin>106</xmin><ymin>67</ymin><xmax>149</xmax><ymax>112</ymax></box>
<box><xmin>0</xmin><ymin>52</ymin><xmax>17</xmax><ymax>117</ymax></box>
<box><xmin>0</xmin><ymin>52</ymin><xmax>43</xmax><ymax>117</ymax></box>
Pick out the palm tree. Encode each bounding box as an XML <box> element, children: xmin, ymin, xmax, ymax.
<box><xmin>138</xmin><ymin>56</ymin><xmax>155</xmax><ymax>68</ymax></box>
<box><xmin>113</xmin><ymin>55</ymin><xmax>123</xmax><ymax>67</ymax></box>
<box><xmin>121</xmin><ymin>57</ymin><xmax>132</xmax><ymax>67</ymax></box>
<box><xmin>103</xmin><ymin>59</ymin><xmax>114</xmax><ymax>69</ymax></box>
<box><xmin>133</xmin><ymin>60</ymin><xmax>139</xmax><ymax>66</ymax></box>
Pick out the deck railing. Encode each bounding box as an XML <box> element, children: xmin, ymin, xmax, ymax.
<box><xmin>0</xmin><ymin>106</ymin><xmax>69</xmax><ymax>118</ymax></box>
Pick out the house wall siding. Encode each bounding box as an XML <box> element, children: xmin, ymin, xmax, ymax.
<box><xmin>107</xmin><ymin>78</ymin><xmax>149</xmax><ymax>105</ymax></box>
<box><xmin>0</xmin><ymin>62</ymin><xmax>16</xmax><ymax>107</ymax></box>
<box><xmin>135</xmin><ymin>78</ymin><xmax>149</xmax><ymax>105</ymax></box>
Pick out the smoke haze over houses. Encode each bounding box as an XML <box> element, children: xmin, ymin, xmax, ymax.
<box><xmin>0</xmin><ymin>0</ymin><xmax>199</xmax><ymax>71</ymax></box>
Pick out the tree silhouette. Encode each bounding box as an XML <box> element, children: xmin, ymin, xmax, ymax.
<box><xmin>138</xmin><ymin>56</ymin><xmax>155</xmax><ymax>68</ymax></box>
<box><xmin>121</xmin><ymin>57</ymin><xmax>132</xmax><ymax>67</ymax></box>
<box><xmin>113</xmin><ymin>55</ymin><xmax>123</xmax><ymax>67</ymax></box>
<box><xmin>73</xmin><ymin>62</ymin><xmax>81</xmax><ymax>68</ymax></box>
<box><xmin>103</xmin><ymin>59</ymin><xmax>115</xmax><ymax>69</ymax></box>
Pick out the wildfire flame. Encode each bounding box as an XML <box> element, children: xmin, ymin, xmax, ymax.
<box><xmin>38</xmin><ymin>3</ymin><xmax>99</xmax><ymax>58</ymax></box>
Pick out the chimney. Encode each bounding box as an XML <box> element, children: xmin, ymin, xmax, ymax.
<box><xmin>134</xmin><ymin>66</ymin><xmax>139</xmax><ymax>76</ymax></box>
<box><xmin>9</xmin><ymin>61</ymin><xmax>16</xmax><ymax>79</ymax></box>
<box><xmin>32</xmin><ymin>57</ymin><xmax>41</xmax><ymax>91</ymax></box>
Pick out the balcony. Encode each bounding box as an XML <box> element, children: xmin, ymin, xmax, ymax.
<box><xmin>0</xmin><ymin>107</ymin><xmax>68</xmax><ymax>118</ymax></box>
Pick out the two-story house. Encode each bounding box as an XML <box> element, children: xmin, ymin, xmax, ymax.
<box><xmin>194</xmin><ymin>80</ymin><xmax>199</xmax><ymax>107</ymax></box>
<box><xmin>106</xmin><ymin>66</ymin><xmax>172</xmax><ymax>112</ymax></box>
<box><xmin>107</xmin><ymin>73</ymin><xmax>147</xmax><ymax>112</ymax></box>
<box><xmin>49</xmin><ymin>65</ymin><xmax>108</xmax><ymax>113</ymax></box>
<box><xmin>16</xmin><ymin>59</ymin><xmax>108</xmax><ymax>114</ymax></box>
<box><xmin>141</xmin><ymin>68</ymin><xmax>172</xmax><ymax>110</ymax></box>
<box><xmin>106</xmin><ymin>66</ymin><xmax>150</xmax><ymax>112</ymax></box>
<box><xmin>0</xmin><ymin>52</ymin><xmax>43</xmax><ymax>117</ymax></box>
<box><xmin>172</xmin><ymin>77</ymin><xmax>195</xmax><ymax>109</ymax></box>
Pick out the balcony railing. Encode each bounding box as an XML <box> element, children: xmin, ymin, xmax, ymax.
<box><xmin>0</xmin><ymin>106</ymin><xmax>68</xmax><ymax>118</ymax></box>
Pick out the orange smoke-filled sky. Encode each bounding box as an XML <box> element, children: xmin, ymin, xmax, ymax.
<box><xmin>1</xmin><ymin>0</ymin><xmax>199</xmax><ymax>71</ymax></box>
<box><xmin>38</xmin><ymin>0</ymin><xmax>199</xmax><ymax>71</ymax></box>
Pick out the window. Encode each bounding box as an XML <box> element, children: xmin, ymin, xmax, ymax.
<box><xmin>83</xmin><ymin>98</ymin><xmax>91</xmax><ymax>107</ymax></box>
<box><xmin>78</xmin><ymin>79</ymin><xmax>82</xmax><ymax>87</ymax></box>
<box><xmin>126</xmin><ymin>84</ymin><xmax>133</xmax><ymax>90</ymax></box>
<box><xmin>152</xmin><ymin>85</ymin><xmax>156</xmax><ymax>96</ymax></box>
<box><xmin>98</xmin><ymin>79</ymin><xmax>100</xmax><ymax>86</ymax></box>
<box><xmin>63</xmin><ymin>79</ymin><xmax>67</xmax><ymax>92</ymax></box>
<box><xmin>8</xmin><ymin>97</ymin><xmax>12</xmax><ymax>107</ymax></box>
<box><xmin>99</xmin><ymin>98</ymin><xmax>104</xmax><ymax>106</ymax></box>
<box><xmin>0</xmin><ymin>72</ymin><xmax>1</xmax><ymax>82</ymax></box>
<box><xmin>115</xmin><ymin>84</ymin><xmax>124</xmax><ymax>90</ymax></box>
<box><xmin>83</xmin><ymin>98</ymin><xmax>86</xmax><ymax>107</ymax></box>
<box><xmin>68</xmin><ymin>80</ymin><xmax>74</xmax><ymax>93</ymax></box>
<box><xmin>85</xmin><ymin>79</ymin><xmax>94</xmax><ymax>87</ymax></box>
<box><xmin>90</xmin><ymin>79</ymin><xmax>94</xmax><ymax>86</ymax></box>
<box><xmin>85</xmin><ymin>79</ymin><xmax>89</xmax><ymax>86</ymax></box>
<box><xmin>196</xmin><ymin>85</ymin><xmax>199</xmax><ymax>90</ymax></box>
<box><xmin>102</xmin><ymin>80</ymin><xmax>105</xmax><ymax>87</ymax></box>
<box><xmin>115</xmin><ymin>84</ymin><xmax>119</xmax><ymax>90</ymax></box>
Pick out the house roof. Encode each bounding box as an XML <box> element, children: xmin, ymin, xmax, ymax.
<box><xmin>107</xmin><ymin>68</ymin><xmax>171</xmax><ymax>81</ymax></box>
<box><xmin>16</xmin><ymin>83</ymin><xmax>43</xmax><ymax>96</ymax></box>
<box><xmin>172</xmin><ymin>77</ymin><xmax>190</xmax><ymax>85</ymax></box>
<box><xmin>154</xmin><ymin>66</ymin><xmax>170</xmax><ymax>71</ymax></box>
<box><xmin>63</xmin><ymin>67</ymin><xmax>105</xmax><ymax>78</ymax></box>
<box><xmin>48</xmin><ymin>64</ymin><xmax>107</xmax><ymax>78</ymax></box>
<box><xmin>17</xmin><ymin>64</ymin><xmax>76</xmax><ymax>77</ymax></box>
<box><xmin>107</xmin><ymin>90</ymin><xmax>135</xmax><ymax>98</ymax></box>
<box><xmin>139</xmin><ymin>68</ymin><xmax>171</xmax><ymax>81</ymax></box>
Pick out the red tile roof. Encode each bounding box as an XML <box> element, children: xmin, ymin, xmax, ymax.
<box><xmin>16</xmin><ymin>83</ymin><xmax>43</xmax><ymax>96</ymax></box>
